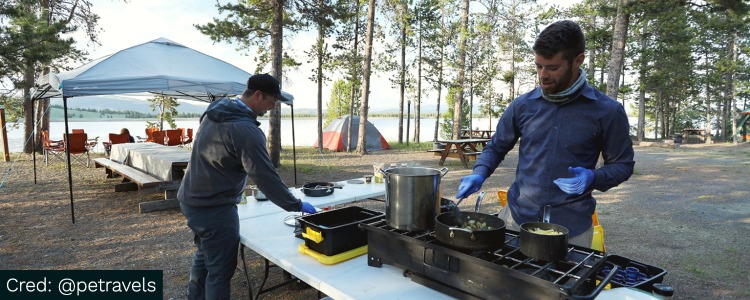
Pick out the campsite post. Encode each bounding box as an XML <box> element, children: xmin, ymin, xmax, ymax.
<box><xmin>0</xmin><ymin>105</ymin><xmax>9</xmax><ymax>162</ymax></box>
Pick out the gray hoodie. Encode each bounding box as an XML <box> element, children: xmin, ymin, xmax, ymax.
<box><xmin>177</xmin><ymin>97</ymin><xmax>301</xmax><ymax>211</ymax></box>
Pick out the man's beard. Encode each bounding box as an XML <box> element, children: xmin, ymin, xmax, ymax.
<box><xmin>541</xmin><ymin>65</ymin><xmax>574</xmax><ymax>94</ymax></box>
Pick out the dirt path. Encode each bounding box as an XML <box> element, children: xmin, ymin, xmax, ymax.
<box><xmin>0</xmin><ymin>143</ymin><xmax>747</xmax><ymax>299</ymax></box>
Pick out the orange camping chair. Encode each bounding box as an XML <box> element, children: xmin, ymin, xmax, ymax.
<box><xmin>104</xmin><ymin>133</ymin><xmax>131</xmax><ymax>156</ymax></box>
<box><xmin>52</xmin><ymin>133</ymin><xmax>90</xmax><ymax>167</ymax></box>
<box><xmin>42</xmin><ymin>130</ymin><xmax>64</xmax><ymax>166</ymax></box>
<box><xmin>182</xmin><ymin>128</ymin><xmax>193</xmax><ymax>145</ymax></box>
<box><xmin>497</xmin><ymin>190</ymin><xmax>606</xmax><ymax>252</ymax></box>
<box><xmin>151</xmin><ymin>130</ymin><xmax>166</xmax><ymax>145</ymax></box>
<box><xmin>145</xmin><ymin>128</ymin><xmax>158</xmax><ymax>142</ymax></box>
<box><xmin>165</xmin><ymin>129</ymin><xmax>183</xmax><ymax>146</ymax></box>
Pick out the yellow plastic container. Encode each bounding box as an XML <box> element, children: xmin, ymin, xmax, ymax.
<box><xmin>497</xmin><ymin>190</ymin><xmax>508</xmax><ymax>207</ymax></box>
<box><xmin>298</xmin><ymin>243</ymin><xmax>368</xmax><ymax>265</ymax></box>
<box><xmin>592</xmin><ymin>224</ymin><xmax>605</xmax><ymax>252</ymax></box>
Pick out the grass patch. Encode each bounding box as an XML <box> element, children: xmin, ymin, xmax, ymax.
<box><xmin>386</xmin><ymin>141</ymin><xmax>434</xmax><ymax>151</ymax></box>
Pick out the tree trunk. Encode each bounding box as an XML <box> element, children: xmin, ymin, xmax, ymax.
<box><xmin>357</xmin><ymin>0</ymin><xmax>376</xmax><ymax>154</ymax></box>
<box><xmin>268</xmin><ymin>0</ymin><xmax>284</xmax><ymax>167</ymax></box>
<box><xmin>705</xmin><ymin>52</ymin><xmax>713</xmax><ymax>143</ymax></box>
<box><xmin>415</xmin><ymin>25</ymin><xmax>422</xmax><ymax>143</ymax></box>
<box><xmin>22</xmin><ymin>60</ymin><xmax>35</xmax><ymax>154</ymax></box>
<box><xmin>729</xmin><ymin>32</ymin><xmax>737</xmax><ymax>144</ymax></box>
<box><xmin>316</xmin><ymin>5</ymin><xmax>325</xmax><ymax>151</ymax></box>
<box><xmin>606</xmin><ymin>0</ymin><xmax>631</xmax><ymax>100</ymax></box>
<box><xmin>587</xmin><ymin>17</ymin><xmax>596</xmax><ymax>82</ymax></box>
<box><xmin>452</xmin><ymin>0</ymin><xmax>470</xmax><ymax>140</ymax></box>
<box><xmin>347</xmin><ymin>1</ymin><xmax>361</xmax><ymax>152</ymax></box>
<box><xmin>434</xmin><ymin>57</ymin><xmax>443</xmax><ymax>142</ymax></box>
<box><xmin>637</xmin><ymin>23</ymin><xmax>647</xmax><ymax>142</ymax></box>
<box><xmin>398</xmin><ymin>1</ymin><xmax>407</xmax><ymax>144</ymax></box>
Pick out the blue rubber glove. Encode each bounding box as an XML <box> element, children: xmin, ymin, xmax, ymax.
<box><xmin>456</xmin><ymin>174</ymin><xmax>485</xmax><ymax>199</ymax></box>
<box><xmin>300</xmin><ymin>202</ymin><xmax>317</xmax><ymax>214</ymax></box>
<box><xmin>553</xmin><ymin>167</ymin><xmax>595</xmax><ymax>195</ymax></box>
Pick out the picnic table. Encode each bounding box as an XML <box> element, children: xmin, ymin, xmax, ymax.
<box><xmin>95</xmin><ymin>142</ymin><xmax>190</xmax><ymax>212</ymax></box>
<box><xmin>682</xmin><ymin>128</ymin><xmax>707</xmax><ymax>143</ymax></box>
<box><xmin>460</xmin><ymin>129</ymin><xmax>494</xmax><ymax>139</ymax></box>
<box><xmin>428</xmin><ymin>138</ymin><xmax>489</xmax><ymax>169</ymax></box>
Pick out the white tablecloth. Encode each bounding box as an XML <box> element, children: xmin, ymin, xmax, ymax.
<box><xmin>110</xmin><ymin>142</ymin><xmax>190</xmax><ymax>181</ymax></box>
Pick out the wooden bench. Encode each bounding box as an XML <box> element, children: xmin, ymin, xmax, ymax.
<box><xmin>94</xmin><ymin>158</ymin><xmax>181</xmax><ymax>213</ymax></box>
<box><xmin>94</xmin><ymin>158</ymin><xmax>161</xmax><ymax>188</ymax></box>
<box><xmin>427</xmin><ymin>149</ymin><xmax>481</xmax><ymax>157</ymax></box>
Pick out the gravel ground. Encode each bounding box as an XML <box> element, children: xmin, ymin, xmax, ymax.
<box><xmin>0</xmin><ymin>142</ymin><xmax>748</xmax><ymax>299</ymax></box>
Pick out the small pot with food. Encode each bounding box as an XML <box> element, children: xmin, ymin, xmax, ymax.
<box><xmin>434</xmin><ymin>192</ymin><xmax>506</xmax><ymax>251</ymax></box>
<box><xmin>435</xmin><ymin>211</ymin><xmax>506</xmax><ymax>251</ymax></box>
<box><xmin>519</xmin><ymin>222</ymin><xmax>569</xmax><ymax>261</ymax></box>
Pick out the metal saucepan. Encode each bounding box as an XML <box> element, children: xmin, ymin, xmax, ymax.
<box><xmin>301</xmin><ymin>182</ymin><xmax>342</xmax><ymax>197</ymax></box>
<box><xmin>519</xmin><ymin>222</ymin><xmax>569</xmax><ymax>261</ymax></box>
<box><xmin>434</xmin><ymin>192</ymin><xmax>506</xmax><ymax>251</ymax></box>
<box><xmin>518</xmin><ymin>195</ymin><xmax>587</xmax><ymax>261</ymax></box>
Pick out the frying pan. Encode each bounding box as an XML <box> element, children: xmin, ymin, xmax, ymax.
<box><xmin>434</xmin><ymin>192</ymin><xmax>506</xmax><ymax>251</ymax></box>
<box><xmin>301</xmin><ymin>182</ymin><xmax>342</xmax><ymax>197</ymax></box>
<box><xmin>435</xmin><ymin>211</ymin><xmax>506</xmax><ymax>251</ymax></box>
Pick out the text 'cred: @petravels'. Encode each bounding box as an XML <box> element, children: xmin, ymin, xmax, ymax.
<box><xmin>0</xmin><ymin>270</ymin><xmax>163</xmax><ymax>300</ymax></box>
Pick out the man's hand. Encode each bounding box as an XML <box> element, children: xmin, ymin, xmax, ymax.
<box><xmin>456</xmin><ymin>174</ymin><xmax>485</xmax><ymax>199</ymax></box>
<box><xmin>553</xmin><ymin>167</ymin><xmax>594</xmax><ymax>195</ymax></box>
<box><xmin>300</xmin><ymin>202</ymin><xmax>317</xmax><ymax>214</ymax></box>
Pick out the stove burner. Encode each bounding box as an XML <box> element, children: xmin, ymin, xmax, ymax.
<box><xmin>362</xmin><ymin>219</ymin><xmax>608</xmax><ymax>300</ymax></box>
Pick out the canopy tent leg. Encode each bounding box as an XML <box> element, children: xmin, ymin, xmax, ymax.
<box><xmin>30</xmin><ymin>85</ymin><xmax>51</xmax><ymax>185</ymax></box>
<box><xmin>63</xmin><ymin>96</ymin><xmax>75</xmax><ymax>224</ymax></box>
<box><xmin>291</xmin><ymin>105</ymin><xmax>297</xmax><ymax>186</ymax></box>
<box><xmin>29</xmin><ymin>99</ymin><xmax>37</xmax><ymax>183</ymax></box>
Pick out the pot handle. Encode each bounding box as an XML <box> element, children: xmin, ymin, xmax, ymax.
<box><xmin>447</xmin><ymin>227</ymin><xmax>474</xmax><ymax>233</ymax></box>
<box><xmin>438</xmin><ymin>167</ymin><xmax>449</xmax><ymax>177</ymax></box>
<box><xmin>474</xmin><ymin>191</ymin><xmax>487</xmax><ymax>212</ymax></box>
<box><xmin>568</xmin><ymin>265</ymin><xmax>619</xmax><ymax>300</ymax></box>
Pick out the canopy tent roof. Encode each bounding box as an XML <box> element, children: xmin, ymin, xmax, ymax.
<box><xmin>32</xmin><ymin>37</ymin><xmax>292</xmax><ymax>103</ymax></box>
<box><xmin>29</xmin><ymin>37</ymin><xmax>297</xmax><ymax>223</ymax></box>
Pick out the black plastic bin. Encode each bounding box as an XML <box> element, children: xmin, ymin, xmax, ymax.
<box><xmin>298</xmin><ymin>206</ymin><xmax>384</xmax><ymax>256</ymax></box>
<box><xmin>596</xmin><ymin>254</ymin><xmax>668</xmax><ymax>292</ymax></box>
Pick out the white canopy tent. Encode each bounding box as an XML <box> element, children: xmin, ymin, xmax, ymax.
<box><xmin>34</xmin><ymin>37</ymin><xmax>292</xmax><ymax>102</ymax></box>
<box><xmin>31</xmin><ymin>38</ymin><xmax>296</xmax><ymax>223</ymax></box>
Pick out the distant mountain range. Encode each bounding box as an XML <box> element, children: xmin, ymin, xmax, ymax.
<box><xmin>49</xmin><ymin>95</ymin><xmax>451</xmax><ymax>115</ymax></box>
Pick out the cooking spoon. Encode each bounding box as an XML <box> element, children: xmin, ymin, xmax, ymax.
<box><xmin>450</xmin><ymin>191</ymin><xmax>486</xmax><ymax>226</ymax></box>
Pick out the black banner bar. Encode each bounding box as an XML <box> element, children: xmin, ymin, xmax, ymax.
<box><xmin>0</xmin><ymin>270</ymin><xmax>162</xmax><ymax>300</ymax></box>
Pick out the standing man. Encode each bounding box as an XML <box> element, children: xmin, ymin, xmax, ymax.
<box><xmin>456</xmin><ymin>20</ymin><xmax>634</xmax><ymax>247</ymax></box>
<box><xmin>178</xmin><ymin>73</ymin><xmax>316</xmax><ymax>299</ymax></box>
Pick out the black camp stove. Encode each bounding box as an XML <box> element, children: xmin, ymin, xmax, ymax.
<box><xmin>361</xmin><ymin>219</ymin><xmax>612</xmax><ymax>300</ymax></box>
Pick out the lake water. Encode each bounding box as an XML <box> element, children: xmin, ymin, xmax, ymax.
<box><xmin>2</xmin><ymin>117</ymin><xmax>498</xmax><ymax>153</ymax></box>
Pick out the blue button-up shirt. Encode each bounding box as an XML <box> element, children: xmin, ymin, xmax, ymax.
<box><xmin>473</xmin><ymin>83</ymin><xmax>634</xmax><ymax>236</ymax></box>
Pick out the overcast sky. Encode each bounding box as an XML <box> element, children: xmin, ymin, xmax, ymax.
<box><xmin>71</xmin><ymin>0</ymin><xmax>577</xmax><ymax>109</ymax></box>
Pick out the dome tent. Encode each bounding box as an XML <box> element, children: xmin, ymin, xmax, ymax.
<box><xmin>314</xmin><ymin>116</ymin><xmax>390</xmax><ymax>151</ymax></box>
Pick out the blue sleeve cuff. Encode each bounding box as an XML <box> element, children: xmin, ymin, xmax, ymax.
<box><xmin>472</xmin><ymin>165</ymin><xmax>492</xmax><ymax>179</ymax></box>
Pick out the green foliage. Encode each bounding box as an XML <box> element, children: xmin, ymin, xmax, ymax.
<box><xmin>194</xmin><ymin>1</ymin><xmax>304</xmax><ymax>72</ymax></box>
<box><xmin>388</xmin><ymin>140</ymin><xmax>433</xmax><ymax>151</ymax></box>
<box><xmin>440</xmin><ymin>86</ymin><xmax>469</xmax><ymax>139</ymax></box>
<box><xmin>326</xmin><ymin>79</ymin><xmax>354</xmax><ymax>126</ymax></box>
<box><xmin>0</xmin><ymin>95</ymin><xmax>23</xmax><ymax>126</ymax></box>
<box><xmin>146</xmin><ymin>95</ymin><xmax>179</xmax><ymax>130</ymax></box>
